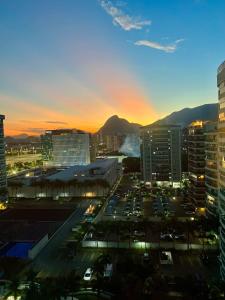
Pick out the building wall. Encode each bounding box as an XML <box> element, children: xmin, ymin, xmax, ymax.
<box><xmin>8</xmin><ymin>160</ymin><xmax>119</xmax><ymax>199</ymax></box>
<box><xmin>52</xmin><ymin>133</ymin><xmax>90</xmax><ymax>167</ymax></box>
<box><xmin>41</xmin><ymin>129</ymin><xmax>91</xmax><ymax>167</ymax></box>
<box><xmin>204</xmin><ymin>122</ymin><xmax>218</xmax><ymax>218</ymax></box>
<box><xmin>28</xmin><ymin>234</ymin><xmax>48</xmax><ymax>259</ymax></box>
<box><xmin>140</xmin><ymin>125</ymin><xmax>181</xmax><ymax>185</ymax></box>
<box><xmin>0</xmin><ymin>115</ymin><xmax>7</xmax><ymax>198</ymax></box>
<box><xmin>188</xmin><ymin>121</ymin><xmax>206</xmax><ymax>208</ymax></box>
<box><xmin>217</xmin><ymin>61</ymin><xmax>225</xmax><ymax>280</ymax></box>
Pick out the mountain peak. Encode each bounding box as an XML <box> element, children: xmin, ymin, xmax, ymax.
<box><xmin>98</xmin><ymin>115</ymin><xmax>141</xmax><ymax>135</ymax></box>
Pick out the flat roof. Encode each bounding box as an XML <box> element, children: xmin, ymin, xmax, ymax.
<box><xmin>47</xmin><ymin>158</ymin><xmax>117</xmax><ymax>182</ymax></box>
<box><xmin>44</xmin><ymin>129</ymin><xmax>88</xmax><ymax>135</ymax></box>
<box><xmin>0</xmin><ymin>208</ymin><xmax>74</xmax><ymax>242</ymax></box>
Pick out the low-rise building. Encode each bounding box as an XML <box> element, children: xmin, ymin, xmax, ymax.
<box><xmin>8</xmin><ymin>159</ymin><xmax>119</xmax><ymax>199</ymax></box>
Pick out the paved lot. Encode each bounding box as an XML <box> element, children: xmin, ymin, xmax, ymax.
<box><xmin>102</xmin><ymin>175</ymin><xmax>199</xmax><ymax>223</ymax></box>
<box><xmin>48</xmin><ymin>247</ymin><xmax>219</xmax><ymax>282</ymax></box>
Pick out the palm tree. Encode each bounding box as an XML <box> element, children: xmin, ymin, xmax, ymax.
<box><xmin>68</xmin><ymin>178</ymin><xmax>78</xmax><ymax>197</ymax></box>
<box><xmin>23</xmin><ymin>281</ymin><xmax>40</xmax><ymax>300</ymax></box>
<box><xmin>4</xmin><ymin>278</ymin><xmax>21</xmax><ymax>300</ymax></box>
<box><xmin>8</xmin><ymin>181</ymin><xmax>22</xmax><ymax>199</ymax></box>
<box><xmin>52</xmin><ymin>179</ymin><xmax>64</xmax><ymax>200</ymax></box>
<box><xmin>92</xmin><ymin>254</ymin><xmax>110</xmax><ymax>296</ymax></box>
<box><xmin>39</xmin><ymin>277</ymin><xmax>67</xmax><ymax>300</ymax></box>
<box><xmin>64</xmin><ymin>270</ymin><xmax>81</xmax><ymax>299</ymax></box>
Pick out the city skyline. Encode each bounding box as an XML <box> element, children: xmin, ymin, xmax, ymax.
<box><xmin>1</xmin><ymin>0</ymin><xmax>225</xmax><ymax>135</ymax></box>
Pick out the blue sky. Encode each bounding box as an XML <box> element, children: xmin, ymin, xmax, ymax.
<box><xmin>0</xmin><ymin>0</ymin><xmax>224</xmax><ymax>135</ymax></box>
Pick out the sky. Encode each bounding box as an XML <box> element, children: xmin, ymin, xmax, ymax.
<box><xmin>0</xmin><ymin>0</ymin><xmax>225</xmax><ymax>136</ymax></box>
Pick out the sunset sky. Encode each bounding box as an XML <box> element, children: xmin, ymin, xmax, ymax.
<box><xmin>1</xmin><ymin>0</ymin><xmax>225</xmax><ymax>136</ymax></box>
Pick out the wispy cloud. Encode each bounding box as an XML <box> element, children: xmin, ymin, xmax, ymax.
<box><xmin>134</xmin><ymin>39</ymin><xmax>184</xmax><ymax>53</ymax></box>
<box><xmin>45</xmin><ymin>121</ymin><xmax>68</xmax><ymax>124</ymax></box>
<box><xmin>99</xmin><ymin>0</ymin><xmax>151</xmax><ymax>31</ymax></box>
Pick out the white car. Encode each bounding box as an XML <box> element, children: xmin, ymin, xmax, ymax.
<box><xmin>160</xmin><ymin>251</ymin><xmax>173</xmax><ymax>265</ymax></box>
<box><xmin>83</xmin><ymin>268</ymin><xmax>93</xmax><ymax>281</ymax></box>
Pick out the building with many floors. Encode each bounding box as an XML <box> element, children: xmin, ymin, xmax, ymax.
<box><xmin>0</xmin><ymin>115</ymin><xmax>7</xmax><ymax>201</ymax></box>
<box><xmin>188</xmin><ymin>120</ymin><xmax>206</xmax><ymax>208</ymax></box>
<box><xmin>204</xmin><ymin>122</ymin><xmax>218</xmax><ymax>218</ymax></box>
<box><xmin>41</xmin><ymin>129</ymin><xmax>94</xmax><ymax>167</ymax></box>
<box><xmin>140</xmin><ymin>124</ymin><xmax>181</xmax><ymax>186</ymax></box>
<box><xmin>217</xmin><ymin>60</ymin><xmax>225</xmax><ymax>280</ymax></box>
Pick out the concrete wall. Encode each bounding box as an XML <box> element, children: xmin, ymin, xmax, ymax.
<box><xmin>82</xmin><ymin>240</ymin><xmax>218</xmax><ymax>251</ymax></box>
<box><xmin>28</xmin><ymin>234</ymin><xmax>49</xmax><ymax>259</ymax></box>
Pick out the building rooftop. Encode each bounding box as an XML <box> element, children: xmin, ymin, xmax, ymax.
<box><xmin>44</xmin><ymin>129</ymin><xmax>88</xmax><ymax>135</ymax></box>
<box><xmin>47</xmin><ymin>158</ymin><xmax>117</xmax><ymax>182</ymax></box>
<box><xmin>0</xmin><ymin>208</ymin><xmax>74</xmax><ymax>242</ymax></box>
<box><xmin>0</xmin><ymin>115</ymin><xmax>5</xmax><ymax>120</ymax></box>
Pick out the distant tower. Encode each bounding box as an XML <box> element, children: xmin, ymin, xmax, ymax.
<box><xmin>41</xmin><ymin>129</ymin><xmax>91</xmax><ymax>167</ymax></box>
<box><xmin>140</xmin><ymin>124</ymin><xmax>181</xmax><ymax>186</ymax></box>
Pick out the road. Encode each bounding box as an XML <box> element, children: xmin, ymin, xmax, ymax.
<box><xmin>32</xmin><ymin>200</ymin><xmax>91</xmax><ymax>276</ymax></box>
<box><xmin>94</xmin><ymin>174</ymin><xmax>123</xmax><ymax>223</ymax></box>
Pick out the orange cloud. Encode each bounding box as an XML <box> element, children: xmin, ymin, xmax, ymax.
<box><xmin>1</xmin><ymin>50</ymin><xmax>159</xmax><ymax>136</ymax></box>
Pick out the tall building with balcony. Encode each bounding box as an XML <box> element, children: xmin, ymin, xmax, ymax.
<box><xmin>204</xmin><ymin>122</ymin><xmax>218</xmax><ymax>218</ymax></box>
<box><xmin>140</xmin><ymin>125</ymin><xmax>181</xmax><ymax>186</ymax></box>
<box><xmin>41</xmin><ymin>129</ymin><xmax>91</xmax><ymax>167</ymax></box>
<box><xmin>0</xmin><ymin>115</ymin><xmax>7</xmax><ymax>200</ymax></box>
<box><xmin>217</xmin><ymin>61</ymin><xmax>225</xmax><ymax>280</ymax></box>
<box><xmin>188</xmin><ymin>121</ymin><xmax>206</xmax><ymax>208</ymax></box>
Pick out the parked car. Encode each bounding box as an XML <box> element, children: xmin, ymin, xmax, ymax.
<box><xmin>143</xmin><ymin>252</ymin><xmax>151</xmax><ymax>262</ymax></box>
<box><xmin>160</xmin><ymin>251</ymin><xmax>173</xmax><ymax>264</ymax></box>
<box><xmin>83</xmin><ymin>268</ymin><xmax>93</xmax><ymax>281</ymax></box>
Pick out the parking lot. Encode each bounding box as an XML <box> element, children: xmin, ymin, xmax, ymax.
<box><xmin>40</xmin><ymin>247</ymin><xmax>219</xmax><ymax>283</ymax></box>
<box><xmin>103</xmin><ymin>175</ymin><xmax>198</xmax><ymax>221</ymax></box>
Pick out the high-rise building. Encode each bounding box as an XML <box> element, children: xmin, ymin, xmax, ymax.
<box><xmin>140</xmin><ymin>125</ymin><xmax>181</xmax><ymax>186</ymax></box>
<box><xmin>217</xmin><ymin>61</ymin><xmax>225</xmax><ymax>280</ymax></box>
<box><xmin>0</xmin><ymin>115</ymin><xmax>7</xmax><ymax>200</ymax></box>
<box><xmin>188</xmin><ymin>121</ymin><xmax>206</xmax><ymax>208</ymax></box>
<box><xmin>41</xmin><ymin>129</ymin><xmax>91</xmax><ymax>167</ymax></box>
<box><xmin>204</xmin><ymin>122</ymin><xmax>218</xmax><ymax>218</ymax></box>
<box><xmin>103</xmin><ymin>135</ymin><xmax>125</xmax><ymax>153</ymax></box>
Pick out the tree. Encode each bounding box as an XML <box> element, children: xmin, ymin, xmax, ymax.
<box><xmin>4</xmin><ymin>278</ymin><xmax>21</xmax><ymax>300</ymax></box>
<box><xmin>92</xmin><ymin>254</ymin><xmax>110</xmax><ymax>295</ymax></box>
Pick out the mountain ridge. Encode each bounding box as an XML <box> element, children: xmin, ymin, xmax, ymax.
<box><xmin>150</xmin><ymin>103</ymin><xmax>218</xmax><ymax>128</ymax></box>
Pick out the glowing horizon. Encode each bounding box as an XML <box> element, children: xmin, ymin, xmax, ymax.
<box><xmin>0</xmin><ymin>0</ymin><xmax>223</xmax><ymax>136</ymax></box>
